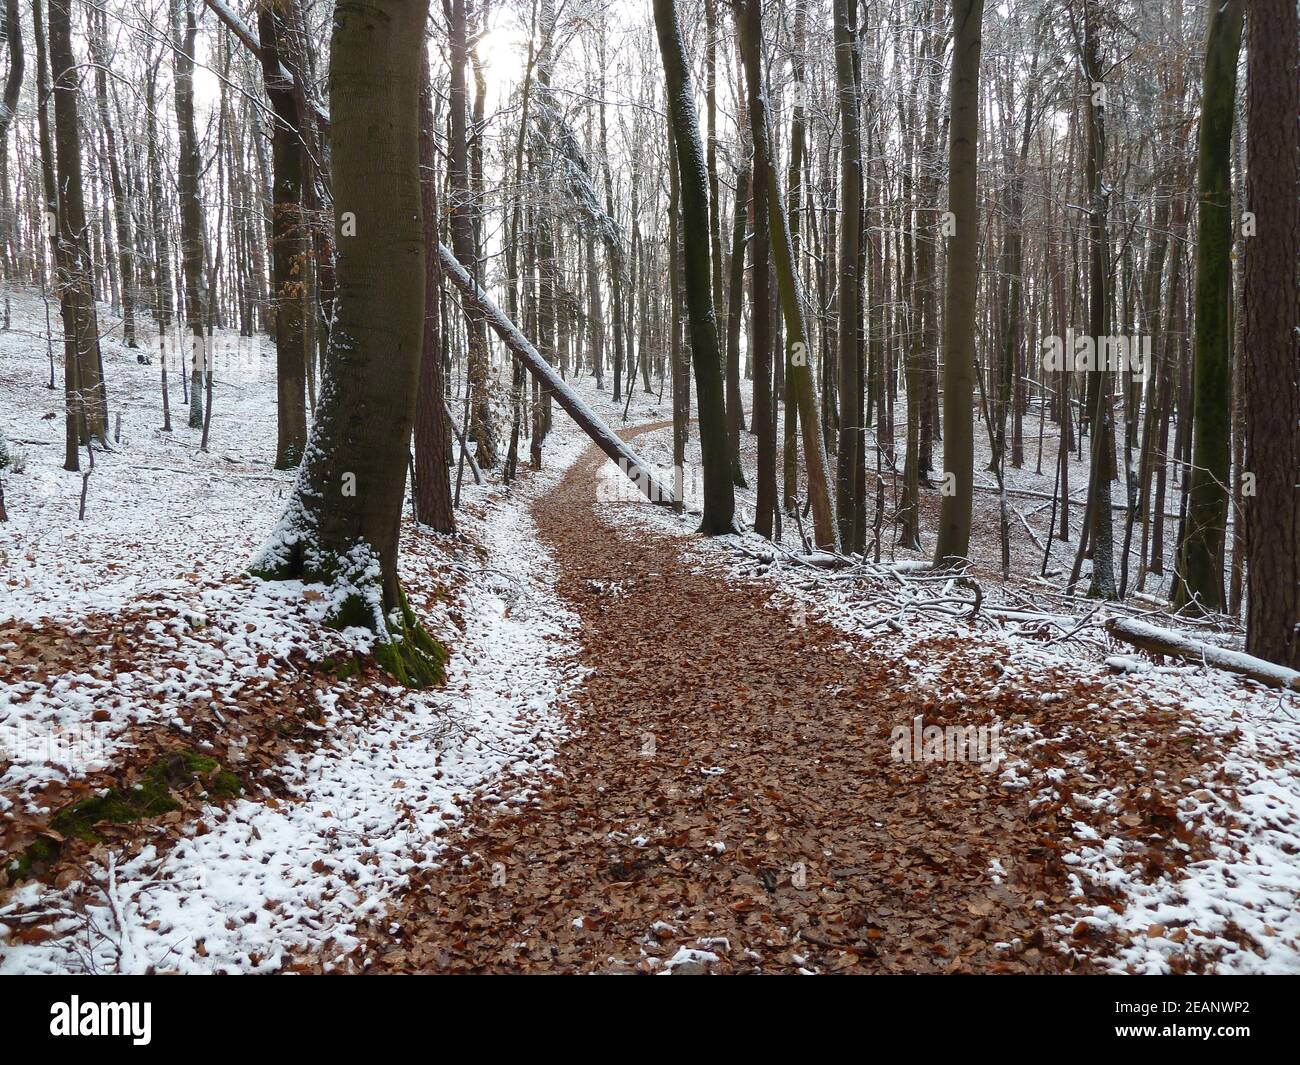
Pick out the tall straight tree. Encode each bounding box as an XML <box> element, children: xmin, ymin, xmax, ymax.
<box><xmin>1080</xmin><ymin>0</ymin><xmax>1117</xmax><ymax>600</ymax></box>
<box><xmin>258</xmin><ymin>0</ymin><xmax>308</xmax><ymax>469</ymax></box>
<box><xmin>1242</xmin><ymin>0</ymin><xmax>1299</xmax><ymax>666</ymax></box>
<box><xmin>1174</xmin><ymin>0</ymin><xmax>1244</xmax><ymax>612</ymax></box>
<box><xmin>737</xmin><ymin>0</ymin><xmax>838</xmax><ymax>550</ymax></box>
<box><xmin>736</xmin><ymin>0</ymin><xmax>775</xmax><ymax>538</ymax></box>
<box><xmin>88</xmin><ymin>5</ymin><xmax>137</xmax><ymax>349</ymax></box>
<box><xmin>172</xmin><ymin>0</ymin><xmax>208</xmax><ymax>430</ymax></box>
<box><xmin>414</xmin><ymin>51</ymin><xmax>455</xmax><ymax>533</ymax></box>
<box><xmin>832</xmin><ymin>0</ymin><xmax>863</xmax><ymax>550</ymax></box>
<box><xmin>48</xmin><ymin>0</ymin><xmax>108</xmax><ymax>455</ymax></box>
<box><xmin>932</xmin><ymin>0</ymin><xmax>984</xmax><ymax>567</ymax></box>
<box><xmin>447</xmin><ymin>0</ymin><xmax>496</xmax><ymax>467</ymax></box>
<box><xmin>252</xmin><ymin>0</ymin><xmax>443</xmax><ymax>686</ymax></box>
<box><xmin>653</xmin><ymin>0</ymin><xmax>735</xmax><ymax>534</ymax></box>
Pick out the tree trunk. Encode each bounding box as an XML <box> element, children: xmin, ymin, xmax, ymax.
<box><xmin>48</xmin><ymin>0</ymin><xmax>108</xmax><ymax>456</ymax></box>
<box><xmin>1242</xmin><ymin>0</ymin><xmax>1299</xmax><ymax>667</ymax></box>
<box><xmin>414</xmin><ymin>52</ymin><xmax>455</xmax><ymax>533</ymax></box>
<box><xmin>258</xmin><ymin>1</ymin><xmax>308</xmax><ymax>469</ymax></box>
<box><xmin>172</xmin><ymin>0</ymin><xmax>208</xmax><ymax>431</ymax></box>
<box><xmin>832</xmin><ymin>0</ymin><xmax>862</xmax><ymax>550</ymax></box>
<box><xmin>653</xmin><ymin>0</ymin><xmax>736</xmax><ymax>534</ymax></box>
<box><xmin>1174</xmin><ymin>0</ymin><xmax>1244</xmax><ymax>613</ymax></box>
<box><xmin>252</xmin><ymin>0</ymin><xmax>444</xmax><ymax>688</ymax></box>
<box><xmin>933</xmin><ymin>0</ymin><xmax>984</xmax><ymax>567</ymax></box>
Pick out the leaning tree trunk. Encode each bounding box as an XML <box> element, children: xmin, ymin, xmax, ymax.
<box><xmin>258</xmin><ymin>0</ymin><xmax>308</xmax><ymax>469</ymax></box>
<box><xmin>932</xmin><ymin>0</ymin><xmax>984</xmax><ymax>567</ymax></box>
<box><xmin>1174</xmin><ymin>0</ymin><xmax>1244</xmax><ymax>613</ymax></box>
<box><xmin>1242</xmin><ymin>0</ymin><xmax>1299</xmax><ymax>667</ymax></box>
<box><xmin>653</xmin><ymin>0</ymin><xmax>736</xmax><ymax>535</ymax></box>
<box><xmin>0</xmin><ymin>0</ymin><xmax>21</xmax><ymax>148</ymax></box>
<box><xmin>251</xmin><ymin>0</ymin><xmax>445</xmax><ymax>688</ymax></box>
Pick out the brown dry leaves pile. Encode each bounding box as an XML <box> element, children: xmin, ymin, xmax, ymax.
<box><xmin>354</xmin><ymin>431</ymin><xmax>1238</xmax><ymax>975</ymax></box>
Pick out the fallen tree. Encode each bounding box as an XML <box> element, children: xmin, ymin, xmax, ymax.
<box><xmin>1106</xmin><ymin>617</ymin><xmax>1300</xmax><ymax>692</ymax></box>
<box><xmin>205</xmin><ymin>7</ymin><xmax>674</xmax><ymax>511</ymax></box>
<box><xmin>436</xmin><ymin>243</ymin><xmax>677</xmax><ymax>507</ymax></box>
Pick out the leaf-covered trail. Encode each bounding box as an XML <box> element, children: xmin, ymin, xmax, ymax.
<box><xmin>362</xmin><ymin>425</ymin><xmax>1230</xmax><ymax>974</ymax></box>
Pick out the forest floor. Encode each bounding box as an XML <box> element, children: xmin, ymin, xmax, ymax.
<box><xmin>351</xmin><ymin>416</ymin><xmax>1300</xmax><ymax>975</ymax></box>
<box><xmin>1</xmin><ymin>286</ymin><xmax>1298</xmax><ymax>973</ymax></box>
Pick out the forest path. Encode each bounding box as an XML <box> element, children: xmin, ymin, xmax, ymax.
<box><xmin>367</xmin><ymin>422</ymin><xmax>1176</xmax><ymax>973</ymax></box>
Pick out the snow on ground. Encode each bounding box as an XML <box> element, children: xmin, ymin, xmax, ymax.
<box><xmin>4</xmin><ymin>283</ymin><xmax>1296</xmax><ymax>973</ymax></box>
<box><xmin>0</xmin><ymin>286</ymin><xmax>585</xmax><ymax>972</ymax></box>
<box><xmin>558</xmin><ymin>371</ymin><xmax>1300</xmax><ymax>975</ymax></box>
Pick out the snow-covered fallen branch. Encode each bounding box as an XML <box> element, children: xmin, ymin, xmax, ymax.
<box><xmin>437</xmin><ymin>242</ymin><xmax>677</xmax><ymax>508</ymax></box>
<box><xmin>1106</xmin><ymin>617</ymin><xmax>1300</xmax><ymax>691</ymax></box>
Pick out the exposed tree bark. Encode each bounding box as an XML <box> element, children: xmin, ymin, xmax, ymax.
<box><xmin>1080</xmin><ymin>0</ymin><xmax>1118</xmax><ymax>601</ymax></box>
<box><xmin>737</xmin><ymin>0</ymin><xmax>837</xmax><ymax>550</ymax></box>
<box><xmin>1242</xmin><ymin>0</ymin><xmax>1299</xmax><ymax>667</ymax></box>
<box><xmin>724</xmin><ymin>164</ymin><xmax>749</xmax><ymax>489</ymax></box>
<box><xmin>653</xmin><ymin>0</ymin><xmax>736</xmax><ymax>535</ymax></box>
<box><xmin>252</xmin><ymin>0</ymin><xmax>444</xmax><ymax>687</ymax></box>
<box><xmin>48</xmin><ymin>0</ymin><xmax>108</xmax><ymax>458</ymax></box>
<box><xmin>736</xmin><ymin>0</ymin><xmax>775</xmax><ymax>539</ymax></box>
<box><xmin>932</xmin><ymin>0</ymin><xmax>984</xmax><ymax>567</ymax></box>
<box><xmin>172</xmin><ymin>0</ymin><xmax>208</xmax><ymax>431</ymax></box>
<box><xmin>832</xmin><ymin>0</ymin><xmax>862</xmax><ymax>551</ymax></box>
<box><xmin>1174</xmin><ymin>0</ymin><xmax>1244</xmax><ymax>613</ymax></box>
<box><xmin>258</xmin><ymin>0</ymin><xmax>308</xmax><ymax>469</ymax></box>
<box><xmin>414</xmin><ymin>51</ymin><xmax>455</xmax><ymax>533</ymax></box>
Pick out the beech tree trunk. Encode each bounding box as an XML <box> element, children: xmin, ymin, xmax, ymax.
<box><xmin>653</xmin><ymin>0</ymin><xmax>736</xmax><ymax>534</ymax></box>
<box><xmin>48</xmin><ymin>0</ymin><xmax>108</xmax><ymax>456</ymax></box>
<box><xmin>172</xmin><ymin>0</ymin><xmax>208</xmax><ymax>431</ymax></box>
<box><xmin>414</xmin><ymin>53</ymin><xmax>455</xmax><ymax>533</ymax></box>
<box><xmin>933</xmin><ymin>0</ymin><xmax>984</xmax><ymax>567</ymax></box>
<box><xmin>259</xmin><ymin>1</ymin><xmax>308</xmax><ymax>469</ymax></box>
<box><xmin>1242</xmin><ymin>0</ymin><xmax>1299</xmax><ymax>667</ymax></box>
<box><xmin>1174</xmin><ymin>0</ymin><xmax>1244</xmax><ymax>613</ymax></box>
<box><xmin>252</xmin><ymin>0</ymin><xmax>443</xmax><ymax>687</ymax></box>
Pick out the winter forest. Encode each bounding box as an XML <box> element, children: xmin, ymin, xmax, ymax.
<box><xmin>0</xmin><ymin>0</ymin><xmax>1297</xmax><ymax>984</ymax></box>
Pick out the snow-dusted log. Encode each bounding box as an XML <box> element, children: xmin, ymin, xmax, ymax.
<box><xmin>1105</xmin><ymin>617</ymin><xmax>1300</xmax><ymax>691</ymax></box>
<box><xmin>437</xmin><ymin>242</ymin><xmax>677</xmax><ymax>507</ymax></box>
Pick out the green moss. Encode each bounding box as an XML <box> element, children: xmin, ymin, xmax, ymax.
<box><xmin>324</xmin><ymin>592</ymin><xmax>374</xmax><ymax>632</ymax></box>
<box><xmin>6</xmin><ymin>750</ymin><xmax>246</xmax><ymax>885</ymax></box>
<box><xmin>318</xmin><ymin>655</ymin><xmax>363</xmax><ymax>680</ymax></box>
<box><xmin>250</xmin><ymin>539</ymin><xmax>447</xmax><ymax>690</ymax></box>
<box><xmin>7</xmin><ymin>837</ymin><xmax>59</xmax><ymax>883</ymax></box>
<box><xmin>373</xmin><ymin>587</ymin><xmax>448</xmax><ymax>689</ymax></box>
<box><xmin>210</xmin><ymin>770</ymin><xmax>245</xmax><ymax>799</ymax></box>
<box><xmin>51</xmin><ymin>777</ymin><xmax>179</xmax><ymax>841</ymax></box>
